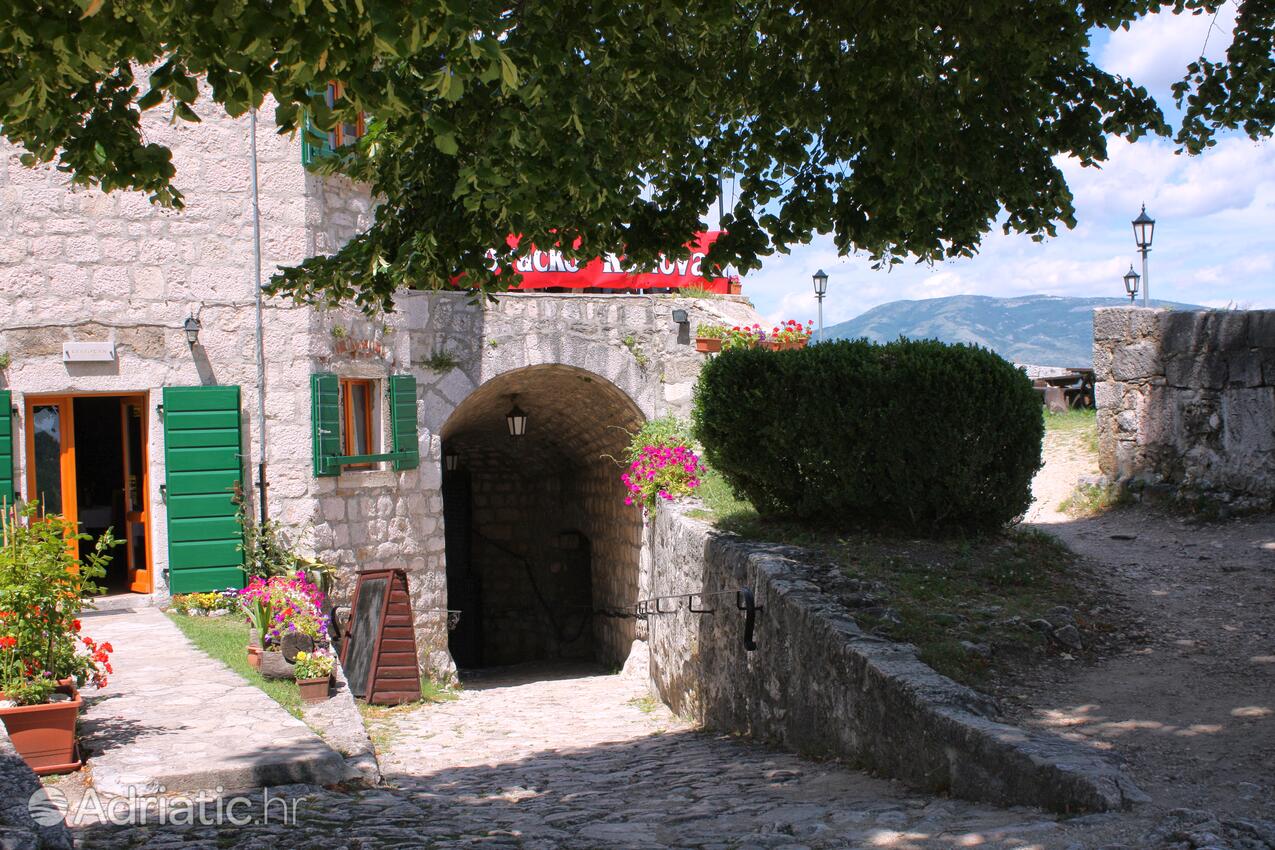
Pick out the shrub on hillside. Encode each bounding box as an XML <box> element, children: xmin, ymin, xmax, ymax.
<box><xmin>692</xmin><ymin>338</ymin><xmax>1043</xmax><ymax>534</ymax></box>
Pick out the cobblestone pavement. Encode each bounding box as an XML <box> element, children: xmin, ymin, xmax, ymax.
<box><xmin>64</xmin><ymin>663</ymin><xmax>1150</xmax><ymax>850</ymax></box>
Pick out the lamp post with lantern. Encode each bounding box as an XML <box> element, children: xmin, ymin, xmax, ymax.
<box><xmin>1132</xmin><ymin>205</ymin><xmax>1155</xmax><ymax>307</ymax></box>
<box><xmin>1123</xmin><ymin>265</ymin><xmax>1140</xmax><ymax>304</ymax></box>
<box><xmin>812</xmin><ymin>269</ymin><xmax>829</xmax><ymax>343</ymax></box>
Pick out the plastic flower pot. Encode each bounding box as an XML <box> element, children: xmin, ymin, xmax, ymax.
<box><xmin>694</xmin><ymin>337</ymin><xmax>723</xmax><ymax>353</ymax></box>
<box><xmin>297</xmin><ymin>675</ymin><xmax>331</xmax><ymax>704</ymax></box>
<box><xmin>0</xmin><ymin>682</ymin><xmax>82</xmax><ymax>775</ymax></box>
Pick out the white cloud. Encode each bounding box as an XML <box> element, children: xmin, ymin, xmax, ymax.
<box><xmin>1099</xmin><ymin>4</ymin><xmax>1237</xmax><ymax>97</ymax></box>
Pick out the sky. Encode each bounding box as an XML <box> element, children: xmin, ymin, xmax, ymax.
<box><xmin>730</xmin><ymin>5</ymin><xmax>1275</xmax><ymax>328</ymax></box>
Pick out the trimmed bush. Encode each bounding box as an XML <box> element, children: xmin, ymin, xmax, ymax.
<box><xmin>692</xmin><ymin>338</ymin><xmax>1043</xmax><ymax>534</ymax></box>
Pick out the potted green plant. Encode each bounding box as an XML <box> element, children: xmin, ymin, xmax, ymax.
<box><xmin>293</xmin><ymin>651</ymin><xmax>336</xmax><ymax>704</ymax></box>
<box><xmin>243</xmin><ymin>596</ymin><xmax>273</xmax><ymax>669</ymax></box>
<box><xmin>722</xmin><ymin>324</ymin><xmax>764</xmax><ymax>351</ymax></box>
<box><xmin>0</xmin><ymin>503</ymin><xmax>115</xmax><ymax>775</ymax></box>
<box><xmin>694</xmin><ymin>323</ymin><xmax>726</xmax><ymax>353</ymax></box>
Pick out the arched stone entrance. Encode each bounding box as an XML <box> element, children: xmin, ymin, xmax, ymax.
<box><xmin>439</xmin><ymin>364</ymin><xmax>645</xmax><ymax>671</ymax></box>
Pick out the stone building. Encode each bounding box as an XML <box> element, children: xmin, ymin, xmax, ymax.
<box><xmin>0</xmin><ymin>99</ymin><xmax>762</xmax><ymax>679</ymax></box>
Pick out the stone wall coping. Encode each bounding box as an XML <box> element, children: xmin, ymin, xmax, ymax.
<box><xmin>650</xmin><ymin>504</ymin><xmax>1148</xmax><ymax>813</ymax></box>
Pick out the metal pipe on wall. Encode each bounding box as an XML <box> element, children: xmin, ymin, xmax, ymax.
<box><xmin>249</xmin><ymin>109</ymin><xmax>269</xmax><ymax>521</ymax></box>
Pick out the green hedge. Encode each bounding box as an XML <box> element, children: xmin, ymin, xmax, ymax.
<box><xmin>692</xmin><ymin>338</ymin><xmax>1043</xmax><ymax>534</ymax></box>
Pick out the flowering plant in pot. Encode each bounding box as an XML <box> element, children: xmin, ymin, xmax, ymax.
<box><xmin>693</xmin><ymin>323</ymin><xmax>726</xmax><ymax>353</ymax></box>
<box><xmin>0</xmin><ymin>502</ymin><xmax>116</xmax><ymax>774</ymax></box>
<box><xmin>722</xmin><ymin>324</ymin><xmax>764</xmax><ymax>351</ymax></box>
<box><xmin>769</xmin><ymin>320</ymin><xmax>813</xmax><ymax>349</ymax></box>
<box><xmin>620</xmin><ymin>417</ymin><xmax>703</xmax><ymax>514</ymax></box>
<box><xmin>239</xmin><ymin>572</ymin><xmax>330</xmax><ymax>679</ymax></box>
<box><xmin>293</xmin><ymin>650</ymin><xmax>336</xmax><ymax>704</ymax></box>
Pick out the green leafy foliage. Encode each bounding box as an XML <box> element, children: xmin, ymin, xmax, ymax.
<box><xmin>0</xmin><ymin>502</ymin><xmax>116</xmax><ymax>700</ymax></box>
<box><xmin>692</xmin><ymin>339</ymin><xmax>1044</xmax><ymax>534</ymax></box>
<box><xmin>0</xmin><ymin>2</ymin><xmax>1268</xmax><ymax>309</ymax></box>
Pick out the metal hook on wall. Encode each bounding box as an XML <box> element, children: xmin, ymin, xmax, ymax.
<box><xmin>687</xmin><ymin>593</ymin><xmax>715</xmax><ymax>614</ymax></box>
<box><xmin>737</xmin><ymin>587</ymin><xmax>763</xmax><ymax>651</ymax></box>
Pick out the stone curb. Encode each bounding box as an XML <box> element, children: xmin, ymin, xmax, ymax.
<box><xmin>649</xmin><ymin>505</ymin><xmax>1148</xmax><ymax>814</ymax></box>
<box><xmin>0</xmin><ymin>724</ymin><xmax>72</xmax><ymax>850</ymax></box>
<box><xmin>301</xmin><ymin>657</ymin><xmax>381</xmax><ymax>785</ymax></box>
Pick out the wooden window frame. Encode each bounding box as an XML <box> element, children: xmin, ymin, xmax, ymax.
<box><xmin>327</xmin><ymin>82</ymin><xmax>367</xmax><ymax>148</ymax></box>
<box><xmin>340</xmin><ymin>378</ymin><xmax>378</xmax><ymax>470</ymax></box>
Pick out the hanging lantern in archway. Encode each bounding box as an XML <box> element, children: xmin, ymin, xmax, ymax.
<box><xmin>506</xmin><ymin>398</ymin><xmax>528</xmax><ymax>437</ymax></box>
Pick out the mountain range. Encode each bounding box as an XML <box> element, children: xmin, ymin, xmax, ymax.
<box><xmin>822</xmin><ymin>294</ymin><xmax>1201</xmax><ymax>366</ymax></box>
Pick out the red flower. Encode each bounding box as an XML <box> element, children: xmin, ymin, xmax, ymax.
<box><xmin>0</xmin><ymin>635</ymin><xmax>16</xmax><ymax>650</ymax></box>
<box><xmin>72</xmin><ymin>619</ymin><xmax>82</xmax><ymax>633</ymax></box>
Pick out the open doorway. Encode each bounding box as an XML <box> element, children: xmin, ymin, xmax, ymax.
<box><xmin>25</xmin><ymin>394</ymin><xmax>152</xmax><ymax>595</ymax></box>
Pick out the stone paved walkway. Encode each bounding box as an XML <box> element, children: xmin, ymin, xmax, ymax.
<box><xmin>74</xmin><ymin>607</ymin><xmax>349</xmax><ymax>795</ymax></box>
<box><xmin>67</xmin><ymin>663</ymin><xmax>1136</xmax><ymax>849</ymax></box>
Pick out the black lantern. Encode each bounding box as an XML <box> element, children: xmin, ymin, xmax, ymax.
<box><xmin>183</xmin><ymin>314</ymin><xmax>201</xmax><ymax>346</ymax></box>
<box><xmin>1123</xmin><ymin>265</ymin><xmax>1140</xmax><ymax>303</ymax></box>
<box><xmin>506</xmin><ymin>399</ymin><xmax>528</xmax><ymax>437</ymax></box>
<box><xmin>1132</xmin><ymin>205</ymin><xmax>1155</xmax><ymax>251</ymax></box>
<box><xmin>811</xmin><ymin>269</ymin><xmax>829</xmax><ymax>297</ymax></box>
<box><xmin>444</xmin><ymin>449</ymin><xmax>460</xmax><ymax>472</ymax></box>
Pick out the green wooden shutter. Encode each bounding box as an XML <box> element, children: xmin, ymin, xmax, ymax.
<box><xmin>388</xmin><ymin>375</ymin><xmax>419</xmax><ymax>470</ymax></box>
<box><xmin>0</xmin><ymin>390</ymin><xmax>13</xmax><ymax>506</ymax></box>
<box><xmin>311</xmin><ymin>373</ymin><xmax>341</xmax><ymax>476</ymax></box>
<box><xmin>162</xmin><ymin>386</ymin><xmax>245</xmax><ymax>594</ymax></box>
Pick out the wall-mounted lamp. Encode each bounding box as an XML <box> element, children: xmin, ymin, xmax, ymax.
<box><xmin>444</xmin><ymin>449</ymin><xmax>460</xmax><ymax>472</ymax></box>
<box><xmin>183</xmin><ymin>314</ymin><xmax>202</xmax><ymax>346</ymax></box>
<box><xmin>506</xmin><ymin>397</ymin><xmax>528</xmax><ymax>437</ymax></box>
<box><xmin>671</xmin><ymin>308</ymin><xmax>689</xmax><ymax>325</ymax></box>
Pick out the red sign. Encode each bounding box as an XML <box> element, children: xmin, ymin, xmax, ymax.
<box><xmin>474</xmin><ymin>231</ymin><xmax>732</xmax><ymax>292</ymax></box>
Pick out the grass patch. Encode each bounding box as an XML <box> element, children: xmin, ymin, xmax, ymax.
<box><xmin>165</xmin><ymin>612</ymin><xmax>305</xmax><ymax>719</ymax></box>
<box><xmin>628</xmin><ymin>695</ymin><xmax>659</xmax><ymax>715</ymax></box>
<box><xmin>1059</xmin><ymin>481</ymin><xmax>1131</xmax><ymax>517</ymax></box>
<box><xmin>1044</xmin><ymin>408</ymin><xmax>1098</xmax><ymax>456</ymax></box>
<box><xmin>688</xmin><ymin>467</ymin><xmax>1090</xmax><ymax>688</ymax></box>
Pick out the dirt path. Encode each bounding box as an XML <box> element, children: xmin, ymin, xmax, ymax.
<box><xmin>1017</xmin><ymin>426</ymin><xmax>1275</xmax><ymax>845</ymax></box>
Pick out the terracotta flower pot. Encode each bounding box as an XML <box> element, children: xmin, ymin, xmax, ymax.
<box><xmin>694</xmin><ymin>337</ymin><xmax>723</xmax><ymax>353</ymax></box>
<box><xmin>0</xmin><ymin>682</ymin><xmax>82</xmax><ymax>775</ymax></box>
<box><xmin>297</xmin><ymin>676</ymin><xmax>331</xmax><ymax>705</ymax></box>
<box><xmin>728</xmin><ymin>281</ymin><xmax>743</xmax><ymax>295</ymax></box>
<box><xmin>247</xmin><ymin>644</ymin><xmax>263</xmax><ymax>670</ymax></box>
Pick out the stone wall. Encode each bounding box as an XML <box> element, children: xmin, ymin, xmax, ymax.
<box><xmin>1094</xmin><ymin>307</ymin><xmax>1275</xmax><ymax>506</ymax></box>
<box><xmin>647</xmin><ymin>503</ymin><xmax>1147</xmax><ymax>813</ymax></box>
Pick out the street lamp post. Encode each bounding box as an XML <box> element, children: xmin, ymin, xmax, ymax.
<box><xmin>812</xmin><ymin>269</ymin><xmax>829</xmax><ymax>343</ymax></box>
<box><xmin>1132</xmin><ymin>205</ymin><xmax>1155</xmax><ymax>307</ymax></box>
<box><xmin>1123</xmin><ymin>265</ymin><xmax>1140</xmax><ymax>304</ymax></box>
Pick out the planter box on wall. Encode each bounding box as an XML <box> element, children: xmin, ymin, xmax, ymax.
<box><xmin>695</xmin><ymin>338</ymin><xmax>723</xmax><ymax>353</ymax></box>
<box><xmin>0</xmin><ymin>685</ymin><xmax>82</xmax><ymax>775</ymax></box>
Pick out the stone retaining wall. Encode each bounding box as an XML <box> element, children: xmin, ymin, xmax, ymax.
<box><xmin>1094</xmin><ymin>307</ymin><xmax>1275</xmax><ymax>506</ymax></box>
<box><xmin>647</xmin><ymin>504</ymin><xmax>1147</xmax><ymax>813</ymax></box>
<box><xmin>0</xmin><ymin>725</ymin><xmax>72</xmax><ymax>849</ymax></box>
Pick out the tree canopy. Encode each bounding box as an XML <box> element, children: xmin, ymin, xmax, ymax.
<box><xmin>1</xmin><ymin>1</ymin><xmax>1270</xmax><ymax>309</ymax></box>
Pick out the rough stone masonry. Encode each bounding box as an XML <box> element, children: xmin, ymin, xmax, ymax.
<box><xmin>1094</xmin><ymin>307</ymin><xmax>1275</xmax><ymax>508</ymax></box>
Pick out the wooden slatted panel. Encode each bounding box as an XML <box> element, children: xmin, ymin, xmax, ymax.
<box><xmin>310</xmin><ymin>373</ymin><xmax>341</xmax><ymax>477</ymax></box>
<box><xmin>162</xmin><ymin>386</ymin><xmax>245</xmax><ymax>594</ymax></box>
<box><xmin>368</xmin><ymin>570</ymin><xmax>421</xmax><ymax>705</ymax></box>
<box><xmin>0</xmin><ymin>390</ymin><xmax>12</xmax><ymax>505</ymax></box>
<box><xmin>388</xmin><ymin>375</ymin><xmax>419</xmax><ymax>470</ymax></box>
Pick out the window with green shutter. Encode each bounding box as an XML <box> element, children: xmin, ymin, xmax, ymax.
<box><xmin>0</xmin><ymin>390</ymin><xmax>13</xmax><ymax>506</ymax></box>
<box><xmin>310</xmin><ymin>373</ymin><xmax>418</xmax><ymax>474</ymax></box>
<box><xmin>162</xmin><ymin>386</ymin><xmax>245</xmax><ymax>594</ymax></box>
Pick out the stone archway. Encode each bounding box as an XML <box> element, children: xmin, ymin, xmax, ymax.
<box><xmin>439</xmin><ymin>364</ymin><xmax>646</xmax><ymax>672</ymax></box>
